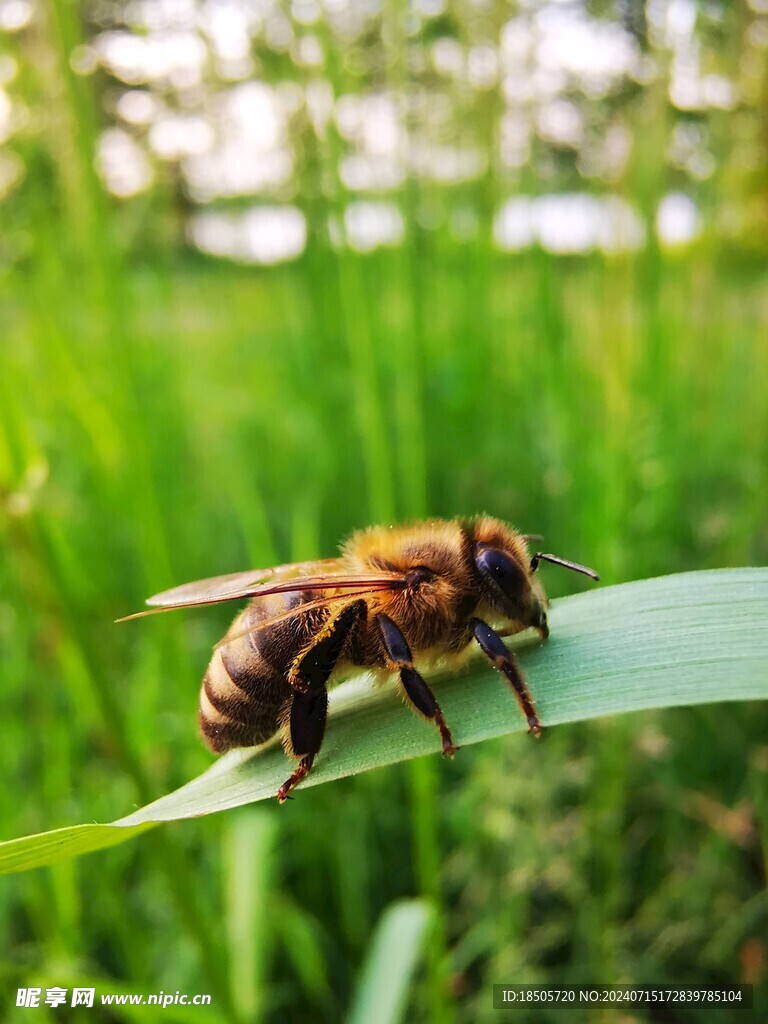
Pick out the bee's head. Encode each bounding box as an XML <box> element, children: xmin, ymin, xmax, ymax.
<box><xmin>474</xmin><ymin>542</ymin><xmax>549</xmax><ymax>635</ymax></box>
<box><xmin>471</xmin><ymin>517</ymin><xmax>599</xmax><ymax>635</ymax></box>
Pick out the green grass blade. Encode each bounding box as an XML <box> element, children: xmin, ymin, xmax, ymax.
<box><xmin>225</xmin><ymin>811</ymin><xmax>277</xmax><ymax>1024</ymax></box>
<box><xmin>0</xmin><ymin>822</ymin><xmax>158</xmax><ymax>875</ymax></box>
<box><xmin>1</xmin><ymin>569</ymin><xmax>766</xmax><ymax>876</ymax></box>
<box><xmin>346</xmin><ymin>899</ymin><xmax>434</xmax><ymax>1024</ymax></box>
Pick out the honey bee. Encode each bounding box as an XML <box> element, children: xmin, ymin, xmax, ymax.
<box><xmin>120</xmin><ymin>517</ymin><xmax>598</xmax><ymax>801</ymax></box>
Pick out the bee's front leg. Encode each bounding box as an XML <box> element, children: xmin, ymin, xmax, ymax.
<box><xmin>471</xmin><ymin>618</ymin><xmax>542</xmax><ymax>736</ymax></box>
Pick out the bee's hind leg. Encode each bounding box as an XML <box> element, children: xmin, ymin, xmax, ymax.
<box><xmin>277</xmin><ymin>600</ymin><xmax>367</xmax><ymax>802</ymax></box>
<box><xmin>376</xmin><ymin>613</ymin><xmax>458</xmax><ymax>757</ymax></box>
<box><xmin>276</xmin><ymin>688</ymin><xmax>329</xmax><ymax>802</ymax></box>
<box><xmin>276</xmin><ymin>757</ymin><xmax>314</xmax><ymax>803</ymax></box>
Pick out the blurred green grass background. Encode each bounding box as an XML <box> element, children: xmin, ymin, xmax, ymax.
<box><xmin>1</xmin><ymin>1</ymin><xmax>768</xmax><ymax>1021</ymax></box>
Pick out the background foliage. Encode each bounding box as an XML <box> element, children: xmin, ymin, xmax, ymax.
<box><xmin>1</xmin><ymin>0</ymin><xmax>767</xmax><ymax>1021</ymax></box>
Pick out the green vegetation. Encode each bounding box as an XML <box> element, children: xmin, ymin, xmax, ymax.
<box><xmin>1</xmin><ymin>2</ymin><xmax>767</xmax><ymax>1021</ymax></box>
<box><xmin>2</xmin><ymin>569</ymin><xmax>767</xmax><ymax>884</ymax></box>
<box><xmin>2</xmin><ymin>243</ymin><xmax>766</xmax><ymax>1021</ymax></box>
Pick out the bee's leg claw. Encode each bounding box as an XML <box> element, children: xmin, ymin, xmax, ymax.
<box><xmin>276</xmin><ymin>755</ymin><xmax>314</xmax><ymax>804</ymax></box>
<box><xmin>436</xmin><ymin>713</ymin><xmax>458</xmax><ymax>758</ymax></box>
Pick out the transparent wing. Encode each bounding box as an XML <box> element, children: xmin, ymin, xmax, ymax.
<box><xmin>116</xmin><ymin>559</ymin><xmax>407</xmax><ymax>622</ymax></box>
<box><xmin>146</xmin><ymin>557</ymin><xmax>343</xmax><ymax>607</ymax></box>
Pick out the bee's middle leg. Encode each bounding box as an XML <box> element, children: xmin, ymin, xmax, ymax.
<box><xmin>277</xmin><ymin>599</ymin><xmax>367</xmax><ymax>802</ymax></box>
<box><xmin>376</xmin><ymin>613</ymin><xmax>458</xmax><ymax>757</ymax></box>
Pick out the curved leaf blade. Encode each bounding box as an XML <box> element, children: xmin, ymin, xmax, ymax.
<box><xmin>1</xmin><ymin>569</ymin><xmax>766</xmax><ymax>875</ymax></box>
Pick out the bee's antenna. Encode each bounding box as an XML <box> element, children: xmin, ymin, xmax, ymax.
<box><xmin>530</xmin><ymin>552</ymin><xmax>600</xmax><ymax>581</ymax></box>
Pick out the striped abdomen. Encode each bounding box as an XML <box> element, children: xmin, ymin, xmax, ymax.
<box><xmin>200</xmin><ymin>592</ymin><xmax>321</xmax><ymax>753</ymax></box>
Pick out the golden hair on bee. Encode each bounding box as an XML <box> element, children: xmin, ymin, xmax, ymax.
<box><xmin>119</xmin><ymin>516</ymin><xmax>598</xmax><ymax>801</ymax></box>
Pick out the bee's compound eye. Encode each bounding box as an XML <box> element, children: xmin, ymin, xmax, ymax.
<box><xmin>476</xmin><ymin>547</ymin><xmax>526</xmax><ymax>600</ymax></box>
